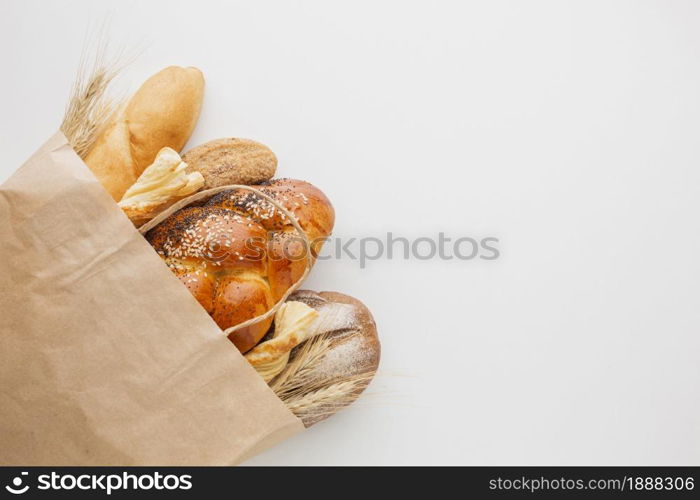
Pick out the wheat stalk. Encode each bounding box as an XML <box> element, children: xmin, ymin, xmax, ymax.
<box><xmin>283</xmin><ymin>373</ymin><xmax>376</xmax><ymax>418</ymax></box>
<box><xmin>60</xmin><ymin>40</ymin><xmax>126</xmax><ymax>158</ymax></box>
<box><xmin>269</xmin><ymin>333</ymin><xmax>333</xmax><ymax>396</ymax></box>
<box><xmin>270</xmin><ymin>333</ymin><xmax>375</xmax><ymax>424</ymax></box>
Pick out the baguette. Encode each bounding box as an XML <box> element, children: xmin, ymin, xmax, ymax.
<box><xmin>84</xmin><ymin>66</ymin><xmax>205</xmax><ymax>200</ymax></box>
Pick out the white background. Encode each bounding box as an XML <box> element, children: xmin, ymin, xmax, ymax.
<box><xmin>1</xmin><ymin>0</ymin><xmax>699</xmax><ymax>465</ymax></box>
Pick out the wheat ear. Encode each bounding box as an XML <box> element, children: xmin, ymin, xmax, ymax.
<box><xmin>269</xmin><ymin>334</ymin><xmax>333</xmax><ymax>397</ymax></box>
<box><xmin>60</xmin><ymin>41</ymin><xmax>125</xmax><ymax>158</ymax></box>
<box><xmin>270</xmin><ymin>333</ymin><xmax>375</xmax><ymax>421</ymax></box>
<box><xmin>283</xmin><ymin>373</ymin><xmax>377</xmax><ymax>418</ymax></box>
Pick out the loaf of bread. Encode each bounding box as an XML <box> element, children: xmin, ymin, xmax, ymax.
<box><xmin>145</xmin><ymin>179</ymin><xmax>334</xmax><ymax>353</ymax></box>
<box><xmin>248</xmin><ymin>290</ymin><xmax>380</xmax><ymax>426</ymax></box>
<box><xmin>183</xmin><ymin>138</ymin><xmax>277</xmax><ymax>189</ymax></box>
<box><xmin>84</xmin><ymin>66</ymin><xmax>205</xmax><ymax>200</ymax></box>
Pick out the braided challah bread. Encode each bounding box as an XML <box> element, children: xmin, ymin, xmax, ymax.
<box><xmin>146</xmin><ymin>179</ymin><xmax>334</xmax><ymax>352</ymax></box>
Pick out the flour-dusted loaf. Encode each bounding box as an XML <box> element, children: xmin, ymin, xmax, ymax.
<box><xmin>273</xmin><ymin>290</ymin><xmax>381</xmax><ymax>427</ymax></box>
<box><xmin>85</xmin><ymin>66</ymin><xmax>205</xmax><ymax>200</ymax></box>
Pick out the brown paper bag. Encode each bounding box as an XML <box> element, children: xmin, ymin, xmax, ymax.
<box><xmin>0</xmin><ymin>133</ymin><xmax>304</xmax><ymax>465</ymax></box>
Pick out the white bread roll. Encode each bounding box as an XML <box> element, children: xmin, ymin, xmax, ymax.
<box><xmin>85</xmin><ymin>66</ymin><xmax>205</xmax><ymax>200</ymax></box>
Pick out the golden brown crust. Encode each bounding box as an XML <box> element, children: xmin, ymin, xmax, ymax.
<box><xmin>183</xmin><ymin>138</ymin><xmax>277</xmax><ymax>189</ymax></box>
<box><xmin>85</xmin><ymin>66</ymin><xmax>205</xmax><ymax>201</ymax></box>
<box><xmin>267</xmin><ymin>232</ymin><xmax>307</xmax><ymax>301</ymax></box>
<box><xmin>205</xmin><ymin>179</ymin><xmax>335</xmax><ymax>241</ymax></box>
<box><xmin>84</xmin><ymin>119</ymin><xmax>134</xmax><ymax>200</ymax></box>
<box><xmin>213</xmin><ymin>275</ymin><xmax>274</xmax><ymax>352</ymax></box>
<box><xmin>146</xmin><ymin>179</ymin><xmax>334</xmax><ymax>353</ymax></box>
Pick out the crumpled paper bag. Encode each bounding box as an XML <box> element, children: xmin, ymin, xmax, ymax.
<box><xmin>0</xmin><ymin>133</ymin><xmax>303</xmax><ymax>465</ymax></box>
